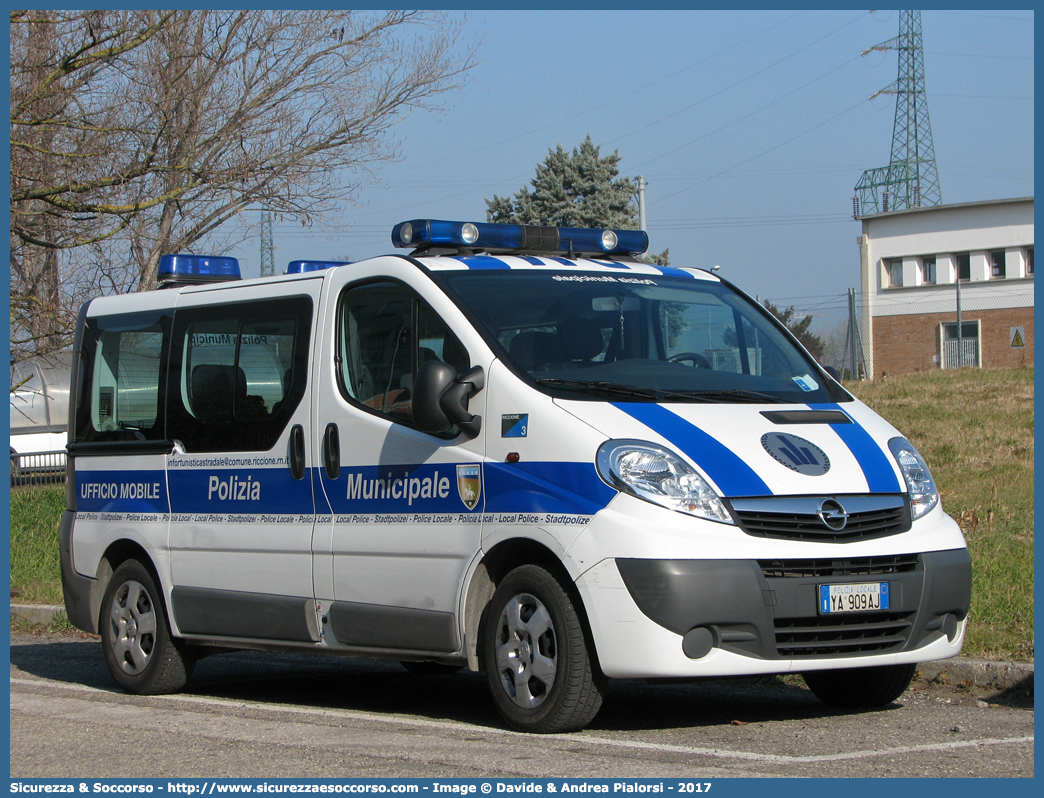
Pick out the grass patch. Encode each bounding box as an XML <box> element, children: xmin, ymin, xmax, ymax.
<box><xmin>9</xmin><ymin>484</ymin><xmax>66</xmax><ymax>605</ymax></box>
<box><xmin>9</xmin><ymin>368</ymin><xmax>1033</xmax><ymax>660</ymax></box>
<box><xmin>848</xmin><ymin>367</ymin><xmax>1034</xmax><ymax>661</ymax></box>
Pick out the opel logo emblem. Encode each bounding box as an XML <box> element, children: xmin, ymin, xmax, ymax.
<box><xmin>818</xmin><ymin>499</ymin><xmax>849</xmax><ymax>531</ymax></box>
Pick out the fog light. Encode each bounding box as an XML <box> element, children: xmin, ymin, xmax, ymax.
<box><xmin>682</xmin><ymin>626</ymin><xmax>717</xmax><ymax>659</ymax></box>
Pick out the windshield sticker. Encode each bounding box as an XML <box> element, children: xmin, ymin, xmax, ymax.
<box><xmin>502</xmin><ymin>413</ymin><xmax>529</xmax><ymax>437</ymax></box>
<box><xmin>551</xmin><ymin>274</ymin><xmax>657</xmax><ymax>285</ymax></box>
<box><xmin>792</xmin><ymin>374</ymin><xmax>819</xmax><ymax>392</ymax></box>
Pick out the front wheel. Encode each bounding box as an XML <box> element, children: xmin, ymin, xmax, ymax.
<box><xmin>802</xmin><ymin>663</ymin><xmax>917</xmax><ymax>708</ymax></box>
<box><xmin>482</xmin><ymin>564</ymin><xmax>604</xmax><ymax>733</ymax></box>
<box><xmin>99</xmin><ymin>559</ymin><xmax>194</xmax><ymax>695</ymax></box>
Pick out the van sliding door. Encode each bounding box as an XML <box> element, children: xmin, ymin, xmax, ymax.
<box><xmin>164</xmin><ymin>281</ymin><xmax>323</xmax><ymax>644</ymax></box>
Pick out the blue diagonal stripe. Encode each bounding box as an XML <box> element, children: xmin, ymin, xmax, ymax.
<box><xmin>612</xmin><ymin>403</ymin><xmax>771</xmax><ymax>497</ymax></box>
<box><xmin>651</xmin><ymin>266</ymin><xmax>696</xmax><ymax>279</ymax></box>
<box><xmin>450</xmin><ymin>255</ymin><xmax>509</xmax><ymax>270</ymax></box>
<box><xmin>809</xmin><ymin>403</ymin><xmax>902</xmax><ymax>493</ymax></box>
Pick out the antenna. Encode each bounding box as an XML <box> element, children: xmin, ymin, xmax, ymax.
<box><xmin>854</xmin><ymin>11</ymin><xmax>941</xmax><ymax>216</ymax></box>
<box><xmin>259</xmin><ymin>210</ymin><xmax>275</xmax><ymax>277</ymax></box>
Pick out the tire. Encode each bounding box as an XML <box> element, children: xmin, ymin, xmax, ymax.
<box><xmin>400</xmin><ymin>661</ymin><xmax>464</xmax><ymax>676</ymax></box>
<box><xmin>482</xmin><ymin>564</ymin><xmax>604</xmax><ymax>733</ymax></box>
<box><xmin>99</xmin><ymin>559</ymin><xmax>194</xmax><ymax>695</ymax></box>
<box><xmin>803</xmin><ymin>663</ymin><xmax>917</xmax><ymax>708</ymax></box>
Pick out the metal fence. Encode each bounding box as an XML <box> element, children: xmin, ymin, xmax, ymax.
<box><xmin>760</xmin><ymin>288</ymin><xmax>868</xmax><ymax>381</ymax></box>
<box><xmin>762</xmin><ymin>283</ymin><xmax>1031</xmax><ymax>380</ymax></box>
<box><xmin>10</xmin><ymin>450</ymin><xmax>67</xmax><ymax>487</ymax></box>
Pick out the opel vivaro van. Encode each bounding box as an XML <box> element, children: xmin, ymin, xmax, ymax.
<box><xmin>60</xmin><ymin>220</ymin><xmax>972</xmax><ymax>732</ymax></box>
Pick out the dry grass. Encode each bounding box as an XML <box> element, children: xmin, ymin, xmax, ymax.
<box><xmin>849</xmin><ymin>368</ymin><xmax>1034</xmax><ymax>660</ymax></box>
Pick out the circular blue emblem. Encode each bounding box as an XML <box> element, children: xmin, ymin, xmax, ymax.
<box><xmin>761</xmin><ymin>432</ymin><xmax>830</xmax><ymax>476</ymax></box>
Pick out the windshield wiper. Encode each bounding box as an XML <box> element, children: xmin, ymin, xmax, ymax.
<box><xmin>682</xmin><ymin>389</ymin><xmax>790</xmax><ymax>404</ymax></box>
<box><xmin>535</xmin><ymin>378</ymin><xmax>664</xmax><ymax>401</ymax></box>
<box><xmin>535</xmin><ymin>379</ymin><xmax>790</xmax><ymax>404</ymax></box>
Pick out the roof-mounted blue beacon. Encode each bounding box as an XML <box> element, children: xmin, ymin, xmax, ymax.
<box><xmin>157</xmin><ymin>254</ymin><xmax>241</xmax><ymax>287</ymax></box>
<box><xmin>285</xmin><ymin>260</ymin><xmax>352</xmax><ymax>275</ymax></box>
<box><xmin>391</xmin><ymin>219</ymin><xmax>649</xmax><ymax>257</ymax></box>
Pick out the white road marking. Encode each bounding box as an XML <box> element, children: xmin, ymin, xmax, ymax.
<box><xmin>11</xmin><ymin>676</ymin><xmax>1033</xmax><ymax>764</ymax></box>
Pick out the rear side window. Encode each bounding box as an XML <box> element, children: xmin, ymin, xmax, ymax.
<box><xmin>167</xmin><ymin>297</ymin><xmax>313</xmax><ymax>452</ymax></box>
<box><xmin>75</xmin><ymin>310</ymin><xmax>171</xmax><ymax>443</ymax></box>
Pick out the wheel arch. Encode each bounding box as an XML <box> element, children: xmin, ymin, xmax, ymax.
<box><xmin>89</xmin><ymin>539</ymin><xmax>164</xmax><ymax>635</ymax></box>
<box><xmin>462</xmin><ymin>536</ymin><xmax>595</xmax><ymax>673</ymax></box>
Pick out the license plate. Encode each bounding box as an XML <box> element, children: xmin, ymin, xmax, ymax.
<box><xmin>819</xmin><ymin>582</ymin><xmax>889</xmax><ymax>614</ymax></box>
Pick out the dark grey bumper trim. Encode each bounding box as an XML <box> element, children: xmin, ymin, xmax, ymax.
<box><xmin>617</xmin><ymin>549</ymin><xmax>972</xmax><ymax>660</ymax></box>
<box><xmin>59</xmin><ymin>510</ymin><xmax>99</xmax><ymax>634</ymax></box>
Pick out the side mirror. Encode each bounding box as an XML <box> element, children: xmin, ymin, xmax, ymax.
<box><xmin>413</xmin><ymin>361</ymin><xmax>484</xmax><ymax>439</ymax></box>
<box><xmin>823</xmin><ymin>365</ymin><xmax>841</xmax><ymax>382</ymax></box>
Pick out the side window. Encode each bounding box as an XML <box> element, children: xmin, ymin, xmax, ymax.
<box><xmin>168</xmin><ymin>297</ymin><xmax>312</xmax><ymax>452</ymax></box>
<box><xmin>338</xmin><ymin>282</ymin><xmax>469</xmax><ymax>424</ymax></box>
<box><xmin>75</xmin><ymin>311</ymin><xmax>170</xmax><ymax>443</ymax></box>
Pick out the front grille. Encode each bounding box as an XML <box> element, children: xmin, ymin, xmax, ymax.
<box><xmin>758</xmin><ymin>554</ymin><xmax>920</xmax><ymax>580</ymax></box>
<box><xmin>731</xmin><ymin>495</ymin><xmax>910</xmax><ymax>543</ymax></box>
<box><xmin>774</xmin><ymin>611</ymin><xmax>915</xmax><ymax>657</ymax></box>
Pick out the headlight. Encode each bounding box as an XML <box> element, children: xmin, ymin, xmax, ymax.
<box><xmin>888</xmin><ymin>437</ymin><xmax>939</xmax><ymax>519</ymax></box>
<box><xmin>596</xmin><ymin>439</ymin><xmax>734</xmax><ymax>524</ymax></box>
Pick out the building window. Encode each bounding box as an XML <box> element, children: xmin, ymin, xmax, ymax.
<box><xmin>1027</xmin><ymin>247</ymin><xmax>1034</xmax><ymax>276</ymax></box>
<box><xmin>887</xmin><ymin>259</ymin><xmax>903</xmax><ymax>288</ymax></box>
<box><xmin>939</xmin><ymin>320</ymin><xmax>981</xmax><ymax>369</ymax></box>
<box><xmin>955</xmin><ymin>252</ymin><xmax>971</xmax><ymax>282</ymax></box>
<box><xmin>920</xmin><ymin>256</ymin><xmax>936</xmax><ymax>285</ymax></box>
<box><xmin>990</xmin><ymin>250</ymin><xmax>1006</xmax><ymax>279</ymax></box>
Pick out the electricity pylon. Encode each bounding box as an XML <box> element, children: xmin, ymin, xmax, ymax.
<box><xmin>260</xmin><ymin>210</ymin><xmax>275</xmax><ymax>276</ymax></box>
<box><xmin>853</xmin><ymin>10</ymin><xmax>941</xmax><ymax>217</ymax></box>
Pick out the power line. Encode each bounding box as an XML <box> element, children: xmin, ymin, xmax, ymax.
<box><xmin>650</xmin><ymin>98</ymin><xmax>867</xmax><ymax>206</ymax></box>
<box><xmin>374</xmin><ymin>11</ymin><xmax>807</xmax><ymax>179</ymax></box>
<box><xmin>608</xmin><ymin>11</ymin><xmax>869</xmax><ymax>149</ymax></box>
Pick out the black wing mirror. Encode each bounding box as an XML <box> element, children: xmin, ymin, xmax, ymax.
<box><xmin>413</xmin><ymin>361</ymin><xmax>484</xmax><ymax>440</ymax></box>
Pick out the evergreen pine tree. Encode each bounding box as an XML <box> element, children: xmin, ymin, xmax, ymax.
<box><xmin>486</xmin><ymin>135</ymin><xmax>668</xmax><ymax>264</ymax></box>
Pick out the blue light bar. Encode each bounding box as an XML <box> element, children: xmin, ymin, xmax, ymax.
<box><xmin>285</xmin><ymin>260</ymin><xmax>351</xmax><ymax>274</ymax></box>
<box><xmin>391</xmin><ymin>219</ymin><xmax>649</xmax><ymax>256</ymax></box>
<box><xmin>157</xmin><ymin>254</ymin><xmax>241</xmax><ymax>285</ymax></box>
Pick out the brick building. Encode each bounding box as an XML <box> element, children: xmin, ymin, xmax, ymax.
<box><xmin>856</xmin><ymin>197</ymin><xmax>1033</xmax><ymax>378</ymax></box>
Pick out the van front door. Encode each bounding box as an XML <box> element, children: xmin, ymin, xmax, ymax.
<box><xmin>165</xmin><ymin>281</ymin><xmax>322</xmax><ymax>645</ymax></box>
<box><xmin>313</xmin><ymin>265</ymin><xmax>487</xmax><ymax>656</ymax></box>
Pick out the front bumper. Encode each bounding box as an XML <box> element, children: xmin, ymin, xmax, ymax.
<box><xmin>575</xmin><ymin>548</ymin><xmax>971</xmax><ymax>679</ymax></box>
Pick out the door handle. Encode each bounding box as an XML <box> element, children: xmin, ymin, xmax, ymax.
<box><xmin>289</xmin><ymin>424</ymin><xmax>306</xmax><ymax>480</ymax></box>
<box><xmin>323</xmin><ymin>423</ymin><xmax>340</xmax><ymax>480</ymax></box>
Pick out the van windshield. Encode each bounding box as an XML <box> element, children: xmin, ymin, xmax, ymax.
<box><xmin>437</xmin><ymin>270</ymin><xmax>848</xmax><ymax>404</ymax></box>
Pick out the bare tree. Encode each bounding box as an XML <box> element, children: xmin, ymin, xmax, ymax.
<box><xmin>10</xmin><ymin>10</ymin><xmax>475</xmax><ymax>368</ymax></box>
<box><xmin>11</xmin><ymin>10</ymin><xmax>173</xmax><ymax>360</ymax></box>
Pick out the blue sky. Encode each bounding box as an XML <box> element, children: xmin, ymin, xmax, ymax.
<box><xmin>222</xmin><ymin>9</ymin><xmax>1034</xmax><ymax>307</ymax></box>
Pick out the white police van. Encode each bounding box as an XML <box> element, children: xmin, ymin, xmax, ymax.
<box><xmin>60</xmin><ymin>220</ymin><xmax>971</xmax><ymax>733</ymax></box>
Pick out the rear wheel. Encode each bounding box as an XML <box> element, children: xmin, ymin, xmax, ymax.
<box><xmin>483</xmin><ymin>564</ymin><xmax>604</xmax><ymax>733</ymax></box>
<box><xmin>99</xmin><ymin>559</ymin><xmax>194</xmax><ymax>694</ymax></box>
<box><xmin>802</xmin><ymin>663</ymin><xmax>917</xmax><ymax>708</ymax></box>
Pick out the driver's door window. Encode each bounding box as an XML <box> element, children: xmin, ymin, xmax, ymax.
<box><xmin>338</xmin><ymin>282</ymin><xmax>468</xmax><ymax>424</ymax></box>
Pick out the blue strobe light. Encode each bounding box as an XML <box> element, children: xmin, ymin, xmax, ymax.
<box><xmin>391</xmin><ymin>220</ymin><xmax>649</xmax><ymax>256</ymax></box>
<box><xmin>285</xmin><ymin>260</ymin><xmax>352</xmax><ymax>274</ymax></box>
<box><xmin>157</xmin><ymin>254</ymin><xmax>241</xmax><ymax>286</ymax></box>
